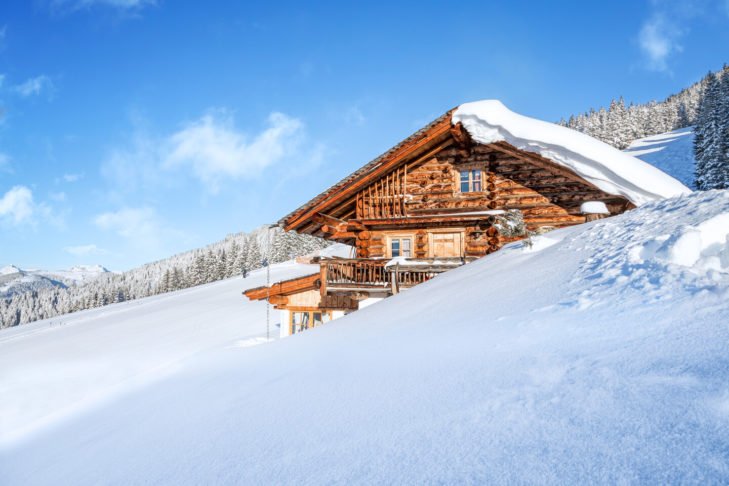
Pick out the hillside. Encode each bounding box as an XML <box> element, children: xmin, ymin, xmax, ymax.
<box><xmin>0</xmin><ymin>264</ymin><xmax>110</xmax><ymax>298</ymax></box>
<box><xmin>624</xmin><ymin>128</ymin><xmax>696</xmax><ymax>189</ymax></box>
<box><xmin>0</xmin><ymin>224</ymin><xmax>332</xmax><ymax>328</ymax></box>
<box><xmin>0</xmin><ymin>243</ymin><xmax>349</xmax><ymax>444</ymax></box>
<box><xmin>2</xmin><ymin>190</ymin><xmax>728</xmax><ymax>484</ymax></box>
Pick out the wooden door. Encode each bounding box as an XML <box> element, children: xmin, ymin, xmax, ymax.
<box><xmin>430</xmin><ymin>232</ymin><xmax>462</xmax><ymax>257</ymax></box>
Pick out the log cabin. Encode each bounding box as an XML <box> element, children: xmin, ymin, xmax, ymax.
<box><xmin>244</xmin><ymin>100</ymin><xmax>690</xmax><ymax>337</ymax></box>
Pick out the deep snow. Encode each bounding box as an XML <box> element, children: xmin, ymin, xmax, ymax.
<box><xmin>2</xmin><ymin>191</ymin><xmax>729</xmax><ymax>484</ymax></box>
<box><xmin>624</xmin><ymin>127</ymin><xmax>696</xmax><ymax>189</ymax></box>
<box><xmin>453</xmin><ymin>100</ymin><xmax>691</xmax><ymax>205</ymax></box>
<box><xmin>0</xmin><ymin>258</ymin><xmax>328</xmax><ymax>444</ymax></box>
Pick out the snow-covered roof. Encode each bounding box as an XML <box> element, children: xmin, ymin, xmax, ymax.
<box><xmin>453</xmin><ymin>100</ymin><xmax>692</xmax><ymax>206</ymax></box>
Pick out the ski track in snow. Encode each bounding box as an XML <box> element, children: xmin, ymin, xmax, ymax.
<box><xmin>1</xmin><ymin>193</ymin><xmax>729</xmax><ymax>484</ymax></box>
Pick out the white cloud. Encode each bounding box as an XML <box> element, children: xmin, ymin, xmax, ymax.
<box><xmin>92</xmin><ymin>206</ymin><xmax>192</xmax><ymax>255</ymax></box>
<box><xmin>0</xmin><ymin>186</ymin><xmax>34</xmax><ymax>224</ymax></box>
<box><xmin>93</xmin><ymin>206</ymin><xmax>157</xmax><ymax>239</ymax></box>
<box><xmin>163</xmin><ymin>111</ymin><xmax>304</xmax><ymax>193</ymax></box>
<box><xmin>49</xmin><ymin>191</ymin><xmax>67</xmax><ymax>202</ymax></box>
<box><xmin>64</xmin><ymin>244</ymin><xmax>109</xmax><ymax>256</ymax></box>
<box><xmin>62</xmin><ymin>173</ymin><xmax>83</xmax><ymax>183</ymax></box>
<box><xmin>103</xmin><ymin>110</ymin><xmax>309</xmax><ymax>194</ymax></box>
<box><xmin>638</xmin><ymin>14</ymin><xmax>683</xmax><ymax>72</ymax></box>
<box><xmin>15</xmin><ymin>75</ymin><xmax>54</xmax><ymax>97</ymax></box>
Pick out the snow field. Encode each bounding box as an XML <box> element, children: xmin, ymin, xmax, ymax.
<box><xmin>1</xmin><ymin>192</ymin><xmax>728</xmax><ymax>484</ymax></box>
<box><xmin>624</xmin><ymin>128</ymin><xmax>696</xmax><ymax>189</ymax></box>
<box><xmin>0</xmin><ymin>258</ymin><xmax>325</xmax><ymax>446</ymax></box>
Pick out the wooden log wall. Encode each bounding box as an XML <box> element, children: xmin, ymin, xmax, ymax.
<box><xmin>345</xmin><ymin>137</ymin><xmax>631</xmax><ymax>260</ymax></box>
<box><xmin>405</xmin><ymin>144</ymin><xmax>631</xmax><ymax>232</ymax></box>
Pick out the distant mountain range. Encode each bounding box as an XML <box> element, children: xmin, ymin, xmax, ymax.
<box><xmin>0</xmin><ymin>264</ymin><xmax>110</xmax><ymax>298</ymax></box>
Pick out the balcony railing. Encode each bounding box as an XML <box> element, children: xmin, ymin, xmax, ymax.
<box><xmin>322</xmin><ymin>257</ymin><xmax>470</xmax><ymax>293</ymax></box>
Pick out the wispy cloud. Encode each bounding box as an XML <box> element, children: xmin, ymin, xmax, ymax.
<box><xmin>92</xmin><ymin>205</ymin><xmax>192</xmax><ymax>252</ymax></box>
<box><xmin>49</xmin><ymin>0</ymin><xmax>155</xmax><ymax>11</ymax></box>
<box><xmin>163</xmin><ymin>111</ymin><xmax>304</xmax><ymax>193</ymax></box>
<box><xmin>62</xmin><ymin>173</ymin><xmax>83</xmax><ymax>183</ymax></box>
<box><xmin>636</xmin><ymin>0</ymin><xmax>729</xmax><ymax>73</ymax></box>
<box><xmin>15</xmin><ymin>75</ymin><xmax>54</xmax><ymax>98</ymax></box>
<box><xmin>103</xmin><ymin>109</ymin><xmax>311</xmax><ymax>194</ymax></box>
<box><xmin>93</xmin><ymin>206</ymin><xmax>157</xmax><ymax>239</ymax></box>
<box><xmin>0</xmin><ymin>186</ymin><xmax>34</xmax><ymax>224</ymax></box>
<box><xmin>64</xmin><ymin>244</ymin><xmax>109</xmax><ymax>256</ymax></box>
<box><xmin>638</xmin><ymin>14</ymin><xmax>684</xmax><ymax>73</ymax></box>
<box><xmin>49</xmin><ymin>191</ymin><xmax>67</xmax><ymax>202</ymax></box>
<box><xmin>0</xmin><ymin>152</ymin><xmax>10</xmax><ymax>172</ymax></box>
<box><xmin>343</xmin><ymin>106</ymin><xmax>366</xmax><ymax>126</ymax></box>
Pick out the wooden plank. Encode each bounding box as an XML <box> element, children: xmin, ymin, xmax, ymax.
<box><xmin>244</xmin><ymin>273</ymin><xmax>320</xmax><ymax>301</ymax></box>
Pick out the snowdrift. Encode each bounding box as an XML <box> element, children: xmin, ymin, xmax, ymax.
<box><xmin>453</xmin><ymin>100</ymin><xmax>691</xmax><ymax>206</ymax></box>
<box><xmin>2</xmin><ymin>192</ymin><xmax>729</xmax><ymax>484</ymax></box>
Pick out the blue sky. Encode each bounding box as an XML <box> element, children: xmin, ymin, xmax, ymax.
<box><xmin>1</xmin><ymin>0</ymin><xmax>727</xmax><ymax>271</ymax></box>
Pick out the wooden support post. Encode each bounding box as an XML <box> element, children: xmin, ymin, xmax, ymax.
<box><xmin>320</xmin><ymin>263</ymin><xmax>327</xmax><ymax>297</ymax></box>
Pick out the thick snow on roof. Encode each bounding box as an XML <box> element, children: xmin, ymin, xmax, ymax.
<box><xmin>453</xmin><ymin>100</ymin><xmax>692</xmax><ymax>206</ymax></box>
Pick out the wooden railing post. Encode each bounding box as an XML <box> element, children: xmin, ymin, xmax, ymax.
<box><xmin>320</xmin><ymin>262</ymin><xmax>327</xmax><ymax>297</ymax></box>
<box><xmin>391</xmin><ymin>262</ymin><xmax>400</xmax><ymax>294</ymax></box>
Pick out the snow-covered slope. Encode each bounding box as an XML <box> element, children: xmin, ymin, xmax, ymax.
<box><xmin>2</xmin><ymin>192</ymin><xmax>729</xmax><ymax>484</ymax></box>
<box><xmin>0</xmin><ymin>259</ymin><xmax>327</xmax><ymax>445</ymax></box>
<box><xmin>41</xmin><ymin>264</ymin><xmax>110</xmax><ymax>283</ymax></box>
<box><xmin>0</xmin><ymin>264</ymin><xmax>109</xmax><ymax>298</ymax></box>
<box><xmin>0</xmin><ymin>265</ymin><xmax>23</xmax><ymax>276</ymax></box>
<box><xmin>453</xmin><ymin>100</ymin><xmax>691</xmax><ymax>205</ymax></box>
<box><xmin>624</xmin><ymin>128</ymin><xmax>696</xmax><ymax>189</ymax></box>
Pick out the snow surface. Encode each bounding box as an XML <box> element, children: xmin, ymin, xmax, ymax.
<box><xmin>453</xmin><ymin>100</ymin><xmax>692</xmax><ymax>205</ymax></box>
<box><xmin>624</xmin><ymin>128</ymin><xmax>696</xmax><ymax>189</ymax></box>
<box><xmin>0</xmin><ymin>263</ymin><xmax>111</xmax><ymax>297</ymax></box>
<box><xmin>2</xmin><ymin>194</ymin><xmax>729</xmax><ymax>484</ymax></box>
<box><xmin>42</xmin><ymin>264</ymin><xmax>110</xmax><ymax>283</ymax></box>
<box><xmin>0</xmin><ymin>265</ymin><xmax>23</xmax><ymax>276</ymax></box>
<box><xmin>0</xmin><ymin>258</ymin><xmax>329</xmax><ymax>445</ymax></box>
<box><xmin>580</xmin><ymin>201</ymin><xmax>609</xmax><ymax>214</ymax></box>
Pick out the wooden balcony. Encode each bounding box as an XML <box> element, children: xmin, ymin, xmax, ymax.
<box><xmin>321</xmin><ymin>257</ymin><xmax>471</xmax><ymax>294</ymax></box>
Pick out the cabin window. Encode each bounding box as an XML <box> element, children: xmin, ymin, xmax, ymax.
<box><xmin>459</xmin><ymin>170</ymin><xmax>482</xmax><ymax>193</ymax></box>
<box><xmin>390</xmin><ymin>237</ymin><xmax>411</xmax><ymax>257</ymax></box>
<box><xmin>290</xmin><ymin>310</ymin><xmax>332</xmax><ymax>334</ymax></box>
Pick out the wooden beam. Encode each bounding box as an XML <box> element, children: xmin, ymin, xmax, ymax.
<box><xmin>312</xmin><ymin>212</ymin><xmax>347</xmax><ymax>228</ymax></box>
<box><xmin>268</xmin><ymin>295</ymin><xmax>289</xmax><ymax>305</ymax></box>
<box><xmin>243</xmin><ymin>273</ymin><xmax>320</xmax><ymax>301</ymax></box>
<box><xmin>330</xmin><ymin>231</ymin><xmax>357</xmax><ymax>239</ymax></box>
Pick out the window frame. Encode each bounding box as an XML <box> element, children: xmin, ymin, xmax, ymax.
<box><xmin>387</xmin><ymin>234</ymin><xmax>413</xmax><ymax>258</ymax></box>
<box><xmin>456</xmin><ymin>169</ymin><xmax>483</xmax><ymax>193</ymax></box>
<box><xmin>290</xmin><ymin>310</ymin><xmax>333</xmax><ymax>335</ymax></box>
